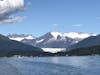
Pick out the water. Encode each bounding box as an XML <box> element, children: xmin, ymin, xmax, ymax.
<box><xmin>0</xmin><ymin>56</ymin><xmax>100</xmax><ymax>75</ymax></box>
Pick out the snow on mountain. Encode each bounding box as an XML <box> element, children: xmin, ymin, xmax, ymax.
<box><xmin>8</xmin><ymin>34</ymin><xmax>34</xmax><ymax>41</ymax></box>
<box><xmin>22</xmin><ymin>32</ymin><xmax>95</xmax><ymax>48</ymax></box>
<box><xmin>8</xmin><ymin>32</ymin><xmax>96</xmax><ymax>48</ymax></box>
<box><xmin>45</xmin><ymin>32</ymin><xmax>95</xmax><ymax>40</ymax></box>
<box><xmin>64</xmin><ymin>32</ymin><xmax>96</xmax><ymax>39</ymax></box>
<box><xmin>68</xmin><ymin>34</ymin><xmax>100</xmax><ymax>50</ymax></box>
<box><xmin>50</xmin><ymin>32</ymin><xmax>62</xmax><ymax>39</ymax></box>
<box><xmin>7</xmin><ymin>32</ymin><xmax>96</xmax><ymax>53</ymax></box>
<box><xmin>36</xmin><ymin>39</ymin><xmax>44</xmax><ymax>43</ymax></box>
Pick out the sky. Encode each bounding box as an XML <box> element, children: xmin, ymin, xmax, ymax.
<box><xmin>0</xmin><ymin>0</ymin><xmax>100</xmax><ymax>36</ymax></box>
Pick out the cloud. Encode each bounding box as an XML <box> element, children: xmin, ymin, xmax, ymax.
<box><xmin>72</xmin><ymin>24</ymin><xmax>83</xmax><ymax>27</ymax></box>
<box><xmin>0</xmin><ymin>16</ymin><xmax>26</xmax><ymax>24</ymax></box>
<box><xmin>0</xmin><ymin>0</ymin><xmax>25</xmax><ymax>24</ymax></box>
<box><xmin>53</xmin><ymin>24</ymin><xmax>59</xmax><ymax>26</ymax></box>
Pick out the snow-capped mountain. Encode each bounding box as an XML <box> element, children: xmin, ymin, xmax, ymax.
<box><xmin>66</xmin><ymin>34</ymin><xmax>100</xmax><ymax>56</ymax></box>
<box><xmin>47</xmin><ymin>32</ymin><xmax>95</xmax><ymax>40</ymax></box>
<box><xmin>68</xmin><ymin>34</ymin><xmax>100</xmax><ymax>50</ymax></box>
<box><xmin>8</xmin><ymin>34</ymin><xmax>35</xmax><ymax>41</ymax></box>
<box><xmin>0</xmin><ymin>34</ymin><xmax>43</xmax><ymax>57</ymax></box>
<box><xmin>7</xmin><ymin>32</ymin><xmax>96</xmax><ymax>53</ymax></box>
<box><xmin>34</xmin><ymin>32</ymin><xmax>74</xmax><ymax>48</ymax></box>
<box><xmin>63</xmin><ymin>32</ymin><xmax>96</xmax><ymax>39</ymax></box>
<box><xmin>21</xmin><ymin>32</ymin><xmax>95</xmax><ymax>48</ymax></box>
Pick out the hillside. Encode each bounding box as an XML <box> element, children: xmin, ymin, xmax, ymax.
<box><xmin>0</xmin><ymin>34</ymin><xmax>43</xmax><ymax>57</ymax></box>
<box><xmin>66</xmin><ymin>35</ymin><xmax>100</xmax><ymax>56</ymax></box>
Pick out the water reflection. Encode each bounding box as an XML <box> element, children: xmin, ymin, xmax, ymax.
<box><xmin>51</xmin><ymin>57</ymin><xmax>59</xmax><ymax>64</ymax></box>
<box><xmin>0</xmin><ymin>56</ymin><xmax>99</xmax><ymax>75</ymax></box>
<box><xmin>33</xmin><ymin>56</ymin><xmax>100</xmax><ymax>74</ymax></box>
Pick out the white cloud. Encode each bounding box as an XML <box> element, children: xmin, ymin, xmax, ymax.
<box><xmin>72</xmin><ymin>24</ymin><xmax>83</xmax><ymax>27</ymax></box>
<box><xmin>0</xmin><ymin>0</ymin><xmax>25</xmax><ymax>24</ymax></box>
<box><xmin>53</xmin><ymin>24</ymin><xmax>59</xmax><ymax>26</ymax></box>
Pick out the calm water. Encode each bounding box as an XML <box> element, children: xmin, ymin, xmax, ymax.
<box><xmin>0</xmin><ymin>56</ymin><xmax>100</xmax><ymax>75</ymax></box>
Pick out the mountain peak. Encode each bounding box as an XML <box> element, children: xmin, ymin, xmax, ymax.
<box><xmin>47</xmin><ymin>32</ymin><xmax>95</xmax><ymax>39</ymax></box>
<box><xmin>8</xmin><ymin>34</ymin><xmax>35</xmax><ymax>41</ymax></box>
<box><xmin>64</xmin><ymin>32</ymin><xmax>96</xmax><ymax>39</ymax></box>
<box><xmin>50</xmin><ymin>32</ymin><xmax>62</xmax><ymax>39</ymax></box>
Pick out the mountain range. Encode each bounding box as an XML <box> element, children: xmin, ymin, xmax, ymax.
<box><xmin>8</xmin><ymin>34</ymin><xmax>35</xmax><ymax>41</ymax></box>
<box><xmin>0</xmin><ymin>34</ymin><xmax>43</xmax><ymax>57</ymax></box>
<box><xmin>0</xmin><ymin>32</ymin><xmax>100</xmax><ymax>56</ymax></box>
<box><xmin>8</xmin><ymin>32</ymin><xmax>95</xmax><ymax>48</ymax></box>
<box><xmin>68</xmin><ymin>35</ymin><xmax>100</xmax><ymax>50</ymax></box>
<box><xmin>67</xmin><ymin>35</ymin><xmax>100</xmax><ymax>56</ymax></box>
<box><xmin>7</xmin><ymin>32</ymin><xmax>96</xmax><ymax>53</ymax></box>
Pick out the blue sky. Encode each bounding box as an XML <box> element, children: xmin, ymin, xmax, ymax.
<box><xmin>0</xmin><ymin>0</ymin><xmax>100</xmax><ymax>36</ymax></box>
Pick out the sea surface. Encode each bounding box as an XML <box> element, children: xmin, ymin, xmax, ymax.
<box><xmin>0</xmin><ymin>56</ymin><xmax>100</xmax><ymax>75</ymax></box>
